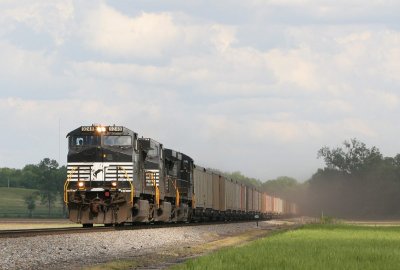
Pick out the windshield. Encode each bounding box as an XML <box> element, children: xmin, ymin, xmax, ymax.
<box><xmin>69</xmin><ymin>135</ymin><xmax>100</xmax><ymax>147</ymax></box>
<box><xmin>146</xmin><ymin>144</ymin><xmax>160</xmax><ymax>160</ymax></box>
<box><xmin>104</xmin><ymin>135</ymin><xmax>132</xmax><ymax>146</ymax></box>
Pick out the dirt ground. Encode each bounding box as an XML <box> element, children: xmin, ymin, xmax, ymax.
<box><xmin>0</xmin><ymin>218</ymin><xmax>80</xmax><ymax>230</ymax></box>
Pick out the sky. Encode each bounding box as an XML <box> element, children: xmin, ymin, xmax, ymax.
<box><xmin>1</xmin><ymin>0</ymin><xmax>400</xmax><ymax>182</ymax></box>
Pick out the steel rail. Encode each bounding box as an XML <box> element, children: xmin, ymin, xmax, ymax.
<box><xmin>0</xmin><ymin>226</ymin><xmax>114</xmax><ymax>239</ymax></box>
<box><xmin>0</xmin><ymin>219</ymin><xmax>268</xmax><ymax>239</ymax></box>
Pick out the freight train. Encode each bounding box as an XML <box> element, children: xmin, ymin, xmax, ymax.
<box><xmin>64</xmin><ymin>125</ymin><xmax>297</xmax><ymax>227</ymax></box>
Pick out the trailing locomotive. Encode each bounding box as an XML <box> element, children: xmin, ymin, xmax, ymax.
<box><xmin>64</xmin><ymin>124</ymin><xmax>297</xmax><ymax>227</ymax></box>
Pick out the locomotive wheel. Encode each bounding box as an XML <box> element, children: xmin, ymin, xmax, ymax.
<box><xmin>82</xmin><ymin>223</ymin><xmax>93</xmax><ymax>228</ymax></box>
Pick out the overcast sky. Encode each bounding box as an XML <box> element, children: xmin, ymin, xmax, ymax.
<box><xmin>1</xmin><ymin>0</ymin><xmax>400</xmax><ymax>181</ymax></box>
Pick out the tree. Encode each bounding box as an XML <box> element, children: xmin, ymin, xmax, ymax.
<box><xmin>37</xmin><ymin>158</ymin><xmax>60</xmax><ymax>217</ymax></box>
<box><xmin>55</xmin><ymin>165</ymin><xmax>68</xmax><ymax>217</ymax></box>
<box><xmin>206</xmin><ymin>169</ymin><xmax>262</xmax><ymax>188</ymax></box>
<box><xmin>0</xmin><ymin>167</ymin><xmax>22</xmax><ymax>188</ymax></box>
<box><xmin>228</xmin><ymin>171</ymin><xmax>262</xmax><ymax>187</ymax></box>
<box><xmin>393</xmin><ymin>154</ymin><xmax>400</xmax><ymax>167</ymax></box>
<box><xmin>20</xmin><ymin>164</ymin><xmax>41</xmax><ymax>189</ymax></box>
<box><xmin>304</xmin><ymin>139</ymin><xmax>400</xmax><ymax>219</ymax></box>
<box><xmin>24</xmin><ymin>193</ymin><xmax>37</xmax><ymax>218</ymax></box>
<box><xmin>261</xmin><ymin>176</ymin><xmax>299</xmax><ymax>197</ymax></box>
<box><xmin>317</xmin><ymin>138</ymin><xmax>382</xmax><ymax>174</ymax></box>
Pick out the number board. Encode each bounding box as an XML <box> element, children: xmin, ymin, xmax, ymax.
<box><xmin>108</xmin><ymin>126</ymin><xmax>123</xmax><ymax>132</ymax></box>
<box><xmin>81</xmin><ymin>126</ymin><xmax>95</xmax><ymax>132</ymax></box>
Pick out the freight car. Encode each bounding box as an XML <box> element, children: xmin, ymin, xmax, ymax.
<box><xmin>64</xmin><ymin>125</ymin><xmax>297</xmax><ymax>227</ymax></box>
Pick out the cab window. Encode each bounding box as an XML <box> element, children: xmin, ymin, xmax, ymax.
<box><xmin>147</xmin><ymin>145</ymin><xmax>159</xmax><ymax>157</ymax></box>
<box><xmin>69</xmin><ymin>135</ymin><xmax>100</xmax><ymax>147</ymax></box>
<box><xmin>104</xmin><ymin>136</ymin><xmax>132</xmax><ymax>146</ymax></box>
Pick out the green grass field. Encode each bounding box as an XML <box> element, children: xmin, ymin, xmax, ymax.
<box><xmin>172</xmin><ymin>224</ymin><xmax>400</xmax><ymax>270</ymax></box>
<box><xmin>0</xmin><ymin>187</ymin><xmax>64</xmax><ymax>218</ymax></box>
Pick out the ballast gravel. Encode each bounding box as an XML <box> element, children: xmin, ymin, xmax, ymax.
<box><xmin>0</xmin><ymin>221</ymin><xmax>282</xmax><ymax>270</ymax></box>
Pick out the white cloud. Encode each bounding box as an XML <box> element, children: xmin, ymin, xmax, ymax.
<box><xmin>0</xmin><ymin>41</ymin><xmax>53</xmax><ymax>80</ymax></box>
<box><xmin>335</xmin><ymin>31</ymin><xmax>372</xmax><ymax>44</ymax></box>
<box><xmin>340</xmin><ymin>118</ymin><xmax>378</xmax><ymax>138</ymax></box>
<box><xmin>1</xmin><ymin>0</ymin><xmax>74</xmax><ymax>45</ymax></box>
<box><xmin>319</xmin><ymin>100</ymin><xmax>353</xmax><ymax>114</ymax></box>
<box><xmin>81</xmin><ymin>4</ymin><xmax>180</xmax><ymax>58</ymax></box>
<box><xmin>250</xmin><ymin>0</ymin><xmax>400</xmax><ymax>25</ymax></box>
<box><xmin>265</xmin><ymin>48</ymin><xmax>319</xmax><ymax>91</ymax></box>
<box><xmin>366</xmin><ymin>90</ymin><xmax>400</xmax><ymax>110</ymax></box>
<box><xmin>210</xmin><ymin>24</ymin><xmax>237</xmax><ymax>52</ymax></box>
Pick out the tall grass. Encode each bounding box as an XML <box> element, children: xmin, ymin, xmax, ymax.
<box><xmin>173</xmin><ymin>224</ymin><xmax>400</xmax><ymax>270</ymax></box>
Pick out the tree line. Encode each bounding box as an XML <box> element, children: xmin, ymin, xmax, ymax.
<box><xmin>211</xmin><ymin>170</ymin><xmax>300</xmax><ymax>199</ymax></box>
<box><xmin>215</xmin><ymin>138</ymin><xmax>400</xmax><ymax>219</ymax></box>
<box><xmin>0</xmin><ymin>158</ymin><xmax>67</xmax><ymax>217</ymax></box>
<box><xmin>304</xmin><ymin>139</ymin><xmax>400</xmax><ymax>219</ymax></box>
<box><xmin>3</xmin><ymin>138</ymin><xmax>400</xmax><ymax>219</ymax></box>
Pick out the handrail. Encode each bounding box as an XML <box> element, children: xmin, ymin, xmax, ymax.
<box><xmin>170</xmin><ymin>178</ymin><xmax>180</xmax><ymax>207</ymax></box>
<box><xmin>118</xmin><ymin>166</ymin><xmax>135</xmax><ymax>207</ymax></box>
<box><xmin>147</xmin><ymin>171</ymin><xmax>160</xmax><ymax>208</ymax></box>
<box><xmin>64</xmin><ymin>167</ymin><xmax>77</xmax><ymax>205</ymax></box>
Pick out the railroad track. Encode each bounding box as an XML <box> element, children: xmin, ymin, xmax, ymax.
<box><xmin>0</xmin><ymin>219</ymin><xmax>262</xmax><ymax>239</ymax></box>
<box><xmin>0</xmin><ymin>226</ymin><xmax>114</xmax><ymax>239</ymax></box>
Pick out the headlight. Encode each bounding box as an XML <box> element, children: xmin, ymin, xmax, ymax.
<box><xmin>77</xmin><ymin>181</ymin><xmax>85</xmax><ymax>188</ymax></box>
<box><xmin>111</xmin><ymin>182</ymin><xmax>117</xmax><ymax>188</ymax></box>
<box><xmin>96</xmin><ymin>126</ymin><xmax>106</xmax><ymax>133</ymax></box>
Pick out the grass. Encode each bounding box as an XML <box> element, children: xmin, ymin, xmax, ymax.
<box><xmin>172</xmin><ymin>224</ymin><xmax>400</xmax><ymax>270</ymax></box>
<box><xmin>0</xmin><ymin>187</ymin><xmax>64</xmax><ymax>218</ymax></box>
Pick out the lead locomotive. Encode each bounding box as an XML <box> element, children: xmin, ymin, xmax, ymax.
<box><xmin>65</xmin><ymin>125</ymin><xmax>193</xmax><ymax>227</ymax></box>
